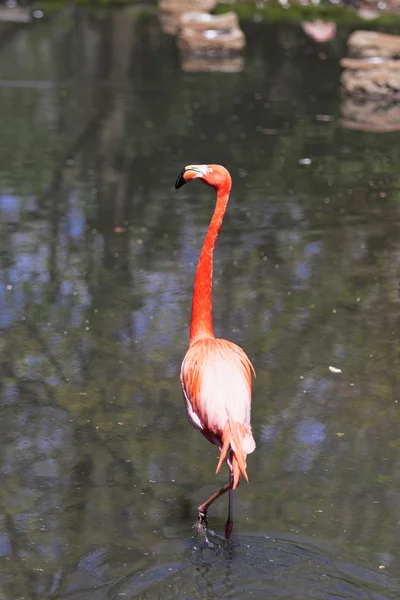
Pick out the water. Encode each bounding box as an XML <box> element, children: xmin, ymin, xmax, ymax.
<box><xmin>0</xmin><ymin>6</ymin><xmax>400</xmax><ymax>599</ymax></box>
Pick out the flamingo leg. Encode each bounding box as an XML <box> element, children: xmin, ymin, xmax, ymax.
<box><xmin>197</xmin><ymin>482</ymin><xmax>231</xmax><ymax>534</ymax></box>
<box><xmin>225</xmin><ymin>450</ymin><xmax>234</xmax><ymax>539</ymax></box>
<box><xmin>197</xmin><ymin>450</ymin><xmax>238</xmax><ymax>540</ymax></box>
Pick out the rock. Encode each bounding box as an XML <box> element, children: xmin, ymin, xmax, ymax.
<box><xmin>340</xmin><ymin>58</ymin><xmax>400</xmax><ymax>97</ymax></box>
<box><xmin>159</xmin><ymin>11</ymin><xmax>180</xmax><ymax>35</ymax></box>
<box><xmin>178</xmin><ymin>11</ymin><xmax>239</xmax><ymax>32</ymax></box>
<box><xmin>159</xmin><ymin>0</ymin><xmax>217</xmax><ymax>13</ymax></box>
<box><xmin>158</xmin><ymin>0</ymin><xmax>217</xmax><ymax>35</ymax></box>
<box><xmin>159</xmin><ymin>0</ymin><xmax>246</xmax><ymax>63</ymax></box>
<box><xmin>357</xmin><ymin>8</ymin><xmax>380</xmax><ymax>19</ymax></box>
<box><xmin>347</xmin><ymin>31</ymin><xmax>400</xmax><ymax>59</ymax></box>
<box><xmin>341</xmin><ymin>31</ymin><xmax>400</xmax><ymax>98</ymax></box>
<box><xmin>178</xmin><ymin>27</ymin><xmax>245</xmax><ymax>54</ymax></box>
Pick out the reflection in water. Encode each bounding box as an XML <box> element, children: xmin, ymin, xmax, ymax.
<box><xmin>340</xmin><ymin>96</ymin><xmax>400</xmax><ymax>132</ymax></box>
<box><xmin>0</xmin><ymin>7</ymin><xmax>400</xmax><ymax>599</ymax></box>
<box><xmin>179</xmin><ymin>53</ymin><xmax>244</xmax><ymax>72</ymax></box>
<box><xmin>45</xmin><ymin>534</ymin><xmax>400</xmax><ymax>599</ymax></box>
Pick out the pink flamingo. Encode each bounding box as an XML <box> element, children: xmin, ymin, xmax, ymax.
<box><xmin>301</xmin><ymin>20</ymin><xmax>336</xmax><ymax>43</ymax></box>
<box><xmin>175</xmin><ymin>164</ymin><xmax>256</xmax><ymax>540</ymax></box>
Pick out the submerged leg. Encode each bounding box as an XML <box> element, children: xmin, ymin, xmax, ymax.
<box><xmin>225</xmin><ymin>450</ymin><xmax>234</xmax><ymax>539</ymax></box>
<box><xmin>197</xmin><ymin>482</ymin><xmax>230</xmax><ymax>534</ymax></box>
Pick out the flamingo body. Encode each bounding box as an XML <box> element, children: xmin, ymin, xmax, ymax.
<box><xmin>181</xmin><ymin>337</ymin><xmax>255</xmax><ymax>489</ymax></box>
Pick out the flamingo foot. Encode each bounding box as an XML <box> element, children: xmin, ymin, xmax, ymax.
<box><xmin>197</xmin><ymin>508</ymin><xmax>208</xmax><ymax>533</ymax></box>
<box><xmin>195</xmin><ymin>481</ymin><xmax>231</xmax><ymax>544</ymax></box>
<box><xmin>225</xmin><ymin>517</ymin><xmax>233</xmax><ymax>540</ymax></box>
<box><xmin>196</xmin><ymin>509</ymin><xmax>215</xmax><ymax>547</ymax></box>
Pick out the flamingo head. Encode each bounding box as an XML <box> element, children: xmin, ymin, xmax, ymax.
<box><xmin>175</xmin><ymin>164</ymin><xmax>232</xmax><ymax>191</ymax></box>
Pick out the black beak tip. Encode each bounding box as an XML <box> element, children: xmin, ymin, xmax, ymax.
<box><xmin>175</xmin><ymin>169</ymin><xmax>187</xmax><ymax>189</ymax></box>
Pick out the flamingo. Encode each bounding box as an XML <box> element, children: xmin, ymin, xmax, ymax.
<box><xmin>175</xmin><ymin>164</ymin><xmax>256</xmax><ymax>540</ymax></box>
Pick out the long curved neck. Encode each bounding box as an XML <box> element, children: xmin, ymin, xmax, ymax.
<box><xmin>189</xmin><ymin>183</ymin><xmax>231</xmax><ymax>346</ymax></box>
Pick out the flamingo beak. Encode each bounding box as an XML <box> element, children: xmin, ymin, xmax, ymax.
<box><xmin>175</xmin><ymin>165</ymin><xmax>210</xmax><ymax>189</ymax></box>
<box><xmin>175</xmin><ymin>168</ymin><xmax>188</xmax><ymax>189</ymax></box>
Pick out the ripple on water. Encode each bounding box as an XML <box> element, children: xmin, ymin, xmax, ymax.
<box><xmin>68</xmin><ymin>533</ymin><xmax>400</xmax><ymax>600</ymax></box>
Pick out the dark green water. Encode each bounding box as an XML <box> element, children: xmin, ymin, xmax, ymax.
<box><xmin>1</xmin><ymin>7</ymin><xmax>400</xmax><ymax>599</ymax></box>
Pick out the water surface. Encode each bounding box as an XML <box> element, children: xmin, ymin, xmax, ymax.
<box><xmin>0</xmin><ymin>7</ymin><xmax>400</xmax><ymax>599</ymax></box>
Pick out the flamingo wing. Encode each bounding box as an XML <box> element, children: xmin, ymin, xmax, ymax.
<box><xmin>180</xmin><ymin>337</ymin><xmax>256</xmax><ymax>487</ymax></box>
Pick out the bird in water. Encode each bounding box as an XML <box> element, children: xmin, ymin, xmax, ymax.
<box><xmin>175</xmin><ymin>164</ymin><xmax>256</xmax><ymax>540</ymax></box>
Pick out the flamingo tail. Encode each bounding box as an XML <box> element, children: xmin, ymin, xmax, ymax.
<box><xmin>215</xmin><ymin>421</ymin><xmax>251</xmax><ymax>489</ymax></box>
